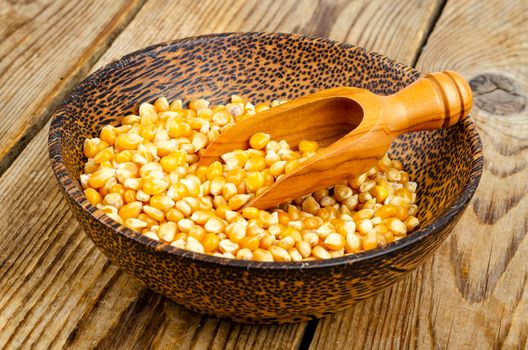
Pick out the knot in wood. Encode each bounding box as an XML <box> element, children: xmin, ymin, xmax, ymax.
<box><xmin>469</xmin><ymin>73</ymin><xmax>526</xmax><ymax>116</ymax></box>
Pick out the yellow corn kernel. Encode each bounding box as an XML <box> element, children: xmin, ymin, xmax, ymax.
<box><xmin>394</xmin><ymin>206</ymin><xmax>409</xmax><ymax>220</ymax></box>
<box><xmin>357</xmin><ymin>219</ymin><xmax>373</xmax><ymax>235</ymax></box>
<box><xmin>160</xmin><ymin>151</ymin><xmax>186</xmax><ymax>173</ymax></box>
<box><xmin>206</xmin><ymin>161</ymin><xmax>222</xmax><ymax>180</ymax></box>
<box><xmin>221</xmin><ymin>150</ymin><xmax>249</xmax><ymax>168</ymax></box>
<box><xmin>124</xmin><ymin>218</ymin><xmax>148</xmax><ymax>231</ymax></box>
<box><xmin>202</xmin><ymin>233</ymin><xmax>220</xmax><ymax>252</ymax></box>
<box><xmin>88</xmin><ymin>168</ymin><xmax>115</xmax><ymax>188</ymax></box>
<box><xmin>204</xmin><ymin>217</ymin><xmax>226</xmax><ymax>233</ymax></box>
<box><xmin>385</xmin><ymin>218</ymin><xmax>407</xmax><ymax>236</ymax></box>
<box><xmin>212</xmin><ymin>110</ymin><xmax>232</xmax><ymax>126</ymax></box>
<box><xmin>240</xmin><ymin>235</ymin><xmax>260</xmax><ymax>250</ymax></box>
<box><xmin>302</xmin><ymin>217</ymin><xmax>322</xmax><ymax>230</ymax></box>
<box><xmin>143</xmin><ymin>205</ymin><xmax>165</xmax><ymax>221</ymax></box>
<box><xmin>268</xmin><ymin>246</ymin><xmax>291</xmax><ymax>262</ymax></box>
<box><xmin>120</xmin><ymin>114</ymin><xmax>139</xmax><ymax>125</ymax></box>
<box><xmin>189</xmin><ymin>99</ymin><xmax>210</xmax><ymax>111</ymax></box>
<box><xmin>244</xmin><ymin>156</ymin><xmax>266</xmax><ymax>171</ymax></box>
<box><xmin>352</xmin><ymin>209</ymin><xmax>374</xmax><ymax>222</ymax></box>
<box><xmin>189</xmin><ymin>225</ymin><xmax>206</xmax><ymax>241</ymax></box>
<box><xmin>230</xmin><ymin>95</ymin><xmax>244</xmax><ymax>103</ymax></box>
<box><xmin>139</xmin><ymin>213</ymin><xmax>159</xmax><ymax>228</ymax></box>
<box><xmin>218</xmin><ymin>239</ymin><xmax>239</xmax><ymax>254</ymax></box>
<box><xmin>312</xmin><ymin>246</ymin><xmax>331</xmax><ymax>260</ymax></box>
<box><xmin>298</xmin><ymin>140</ymin><xmax>319</xmax><ymax>153</ymax></box>
<box><xmin>375</xmin><ymin>205</ymin><xmax>397</xmax><ymax>219</ymax></box>
<box><xmin>142</xmin><ymin>177</ymin><xmax>169</xmax><ymax>196</ymax></box>
<box><xmin>386</xmin><ymin>168</ymin><xmax>401</xmax><ymax>182</ymax></box>
<box><xmin>362</xmin><ymin>231</ymin><xmax>378</xmax><ymax>251</ymax></box>
<box><xmin>226</xmin><ymin>167</ymin><xmax>246</xmax><ymax>185</ymax></box>
<box><xmin>149</xmin><ymin>195</ymin><xmax>175</xmax><ymax>210</ymax></box>
<box><xmin>295</xmin><ymin>241</ymin><xmax>311</xmax><ymax>258</ymax></box>
<box><xmin>84</xmin><ymin>160</ymin><xmax>98</xmax><ymax>174</ymax></box>
<box><xmin>139</xmin><ymin>125</ymin><xmax>155</xmax><ymax>143</ymax></box>
<box><xmin>253</xmin><ymin>248</ymin><xmax>273</xmax><ymax>262</ymax></box>
<box><xmin>116</xmin><ymin>133</ymin><xmax>143</xmax><ymax>151</ymax></box>
<box><xmin>222</xmin><ymin>183</ymin><xmax>238</xmax><ymax>200</ymax></box>
<box><xmin>345</xmin><ymin>232</ymin><xmax>361</xmax><ymax>253</ymax></box>
<box><xmin>100</xmin><ymin>126</ymin><xmax>117</xmax><ymax>145</ymax></box>
<box><xmin>348</xmin><ymin>173</ymin><xmax>367</xmax><ymax>190</ymax></box>
<box><xmin>154</xmin><ymin>97</ymin><xmax>169</xmax><ymax>112</ymax></box>
<box><xmin>158</xmin><ymin>222</ymin><xmax>177</xmax><ymax>242</ymax></box>
<box><xmin>161</xmin><ymin>208</ymin><xmax>181</xmax><ymax>224</ymax></box>
<box><xmin>235</xmin><ymin>248</ymin><xmax>253</xmax><ymax>260</ymax></box>
<box><xmin>396</xmin><ymin>188</ymin><xmax>413</xmax><ymax>203</ymax></box>
<box><xmin>226</xmin><ymin>221</ymin><xmax>246</xmax><ymax>243</ymax></box>
<box><xmin>197</xmin><ymin>108</ymin><xmax>213</xmax><ymax>120</ymax></box>
<box><xmin>84</xmin><ymin>188</ymin><xmax>102</xmax><ymax>205</ymax></box>
<box><xmin>244</xmin><ymin>172</ymin><xmax>265</xmax><ymax>193</ymax></box>
<box><xmin>404</xmin><ymin>216</ymin><xmax>420</xmax><ymax>232</ymax></box>
<box><xmin>169</xmin><ymin>99</ymin><xmax>183</xmax><ymax>111</ymax></box>
<box><xmin>124</xmin><ymin>189</ymin><xmax>136</xmax><ymax>203</ymax></box>
<box><xmin>324</xmin><ymin>233</ymin><xmax>346</xmax><ymax>251</ymax></box>
<box><xmin>254</xmin><ymin>103</ymin><xmax>270</xmax><ymax>113</ymax></box>
<box><xmin>166</xmin><ymin>119</ymin><xmax>191</xmax><ymax>138</ymax></box>
<box><xmin>283</xmin><ymin>160</ymin><xmax>299</xmax><ymax>174</ymax></box>
<box><xmin>190</xmin><ymin>210</ymin><xmax>212</xmax><ymax>225</ymax></box>
<box><xmin>103</xmin><ymin>192</ymin><xmax>123</xmax><ymax>209</ymax></box>
<box><xmin>138</xmin><ymin>103</ymin><xmax>158</xmax><ymax>125</ymax></box>
<box><xmin>249</xmin><ymin>132</ymin><xmax>271</xmax><ymax>150</ymax></box>
<box><xmin>215</xmin><ymin>204</ymin><xmax>231</xmax><ymax>219</ymax></box>
<box><xmin>114</xmin><ymin>150</ymin><xmax>132</xmax><ymax>163</ymax></box>
<box><xmin>258</xmin><ymin>210</ymin><xmax>273</xmax><ymax>229</ymax></box>
<box><xmin>391</xmin><ymin>159</ymin><xmax>403</xmax><ymax>170</ymax></box>
<box><xmin>83</xmin><ymin>138</ymin><xmax>101</xmax><ymax>158</ymax></box>
<box><xmin>259</xmin><ymin>234</ymin><xmax>276</xmax><ymax>249</ymax></box>
<box><xmin>278</xmin><ymin>236</ymin><xmax>295</xmax><ymax>250</ymax></box>
<box><xmin>93</xmin><ymin>147</ymin><xmax>113</xmax><ymax>164</ymax></box>
<box><xmin>371</xmin><ymin>185</ymin><xmax>388</xmax><ymax>203</ymax></box>
<box><xmin>228</xmin><ymin>194</ymin><xmax>250</xmax><ymax>210</ymax></box>
<box><xmin>119</xmin><ymin>201</ymin><xmax>143</xmax><ymax>220</ymax></box>
<box><xmin>241</xmin><ymin>207</ymin><xmax>259</xmax><ymax>220</ymax></box>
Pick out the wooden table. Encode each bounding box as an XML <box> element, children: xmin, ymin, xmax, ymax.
<box><xmin>0</xmin><ymin>0</ymin><xmax>526</xmax><ymax>348</ymax></box>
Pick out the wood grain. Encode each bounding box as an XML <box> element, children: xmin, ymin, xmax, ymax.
<box><xmin>0</xmin><ymin>0</ymin><xmax>146</xmax><ymax>176</ymax></box>
<box><xmin>0</xmin><ymin>0</ymin><xmax>444</xmax><ymax>348</ymax></box>
<box><xmin>310</xmin><ymin>0</ymin><xmax>528</xmax><ymax>348</ymax></box>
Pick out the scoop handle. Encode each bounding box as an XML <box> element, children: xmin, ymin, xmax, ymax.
<box><xmin>382</xmin><ymin>71</ymin><xmax>472</xmax><ymax>134</ymax></box>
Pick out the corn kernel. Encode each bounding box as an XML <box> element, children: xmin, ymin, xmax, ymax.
<box><xmin>88</xmin><ymin>168</ymin><xmax>115</xmax><ymax>188</ymax></box>
<box><xmin>202</xmin><ymin>233</ymin><xmax>220</xmax><ymax>252</ymax></box>
<box><xmin>249</xmin><ymin>132</ymin><xmax>271</xmax><ymax>150</ymax></box>
<box><xmin>116</xmin><ymin>133</ymin><xmax>143</xmax><ymax>150</ymax></box>
<box><xmin>85</xmin><ymin>188</ymin><xmax>102</xmax><ymax>205</ymax></box>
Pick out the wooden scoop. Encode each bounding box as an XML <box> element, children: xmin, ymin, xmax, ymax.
<box><xmin>199</xmin><ymin>71</ymin><xmax>472</xmax><ymax>209</ymax></box>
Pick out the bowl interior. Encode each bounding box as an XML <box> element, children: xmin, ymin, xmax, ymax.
<box><xmin>56</xmin><ymin>32</ymin><xmax>478</xmax><ymax>237</ymax></box>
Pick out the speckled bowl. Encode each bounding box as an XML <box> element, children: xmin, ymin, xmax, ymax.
<box><xmin>49</xmin><ymin>32</ymin><xmax>483</xmax><ymax>324</ymax></box>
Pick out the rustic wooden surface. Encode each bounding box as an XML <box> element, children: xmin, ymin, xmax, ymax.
<box><xmin>0</xmin><ymin>0</ymin><xmax>525</xmax><ymax>349</ymax></box>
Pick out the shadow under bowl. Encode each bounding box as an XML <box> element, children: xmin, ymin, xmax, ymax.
<box><xmin>49</xmin><ymin>32</ymin><xmax>483</xmax><ymax>324</ymax></box>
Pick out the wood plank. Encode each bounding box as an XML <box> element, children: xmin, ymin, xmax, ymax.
<box><xmin>0</xmin><ymin>0</ymin><xmax>146</xmax><ymax>175</ymax></box>
<box><xmin>0</xmin><ymin>0</ymin><xmax>443</xmax><ymax>348</ymax></box>
<box><xmin>310</xmin><ymin>0</ymin><xmax>528</xmax><ymax>348</ymax></box>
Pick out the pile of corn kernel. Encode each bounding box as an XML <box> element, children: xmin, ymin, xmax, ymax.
<box><xmin>80</xmin><ymin>96</ymin><xmax>419</xmax><ymax>262</ymax></box>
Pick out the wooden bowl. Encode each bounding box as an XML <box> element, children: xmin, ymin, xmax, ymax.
<box><xmin>48</xmin><ymin>32</ymin><xmax>483</xmax><ymax>324</ymax></box>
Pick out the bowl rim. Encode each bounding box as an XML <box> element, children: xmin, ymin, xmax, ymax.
<box><xmin>48</xmin><ymin>31</ymin><xmax>484</xmax><ymax>270</ymax></box>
